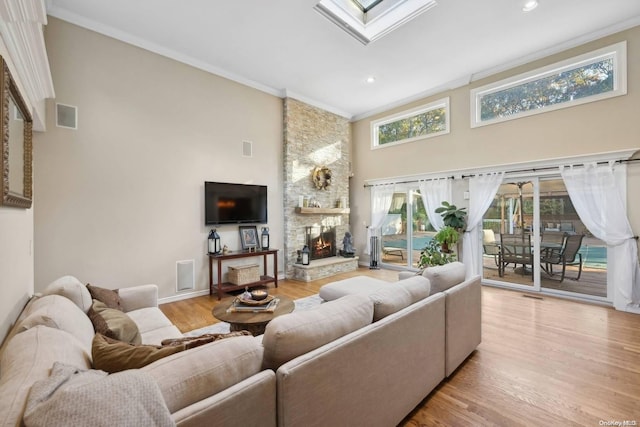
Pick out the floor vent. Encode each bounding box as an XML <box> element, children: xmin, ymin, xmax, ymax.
<box><xmin>522</xmin><ymin>294</ymin><xmax>543</xmax><ymax>300</ymax></box>
<box><xmin>176</xmin><ymin>260</ymin><xmax>195</xmax><ymax>291</ymax></box>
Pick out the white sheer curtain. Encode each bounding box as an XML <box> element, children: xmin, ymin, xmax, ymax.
<box><xmin>561</xmin><ymin>162</ymin><xmax>640</xmax><ymax>311</ymax></box>
<box><xmin>366</xmin><ymin>183</ymin><xmax>396</xmax><ymax>254</ymax></box>
<box><xmin>418</xmin><ymin>178</ymin><xmax>451</xmax><ymax>232</ymax></box>
<box><xmin>463</xmin><ymin>172</ymin><xmax>505</xmax><ymax>279</ymax></box>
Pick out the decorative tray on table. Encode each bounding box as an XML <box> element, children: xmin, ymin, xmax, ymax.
<box><xmin>238</xmin><ymin>295</ymin><xmax>275</xmax><ymax>306</ymax></box>
<box><xmin>227</xmin><ymin>295</ymin><xmax>279</xmax><ymax>313</ymax></box>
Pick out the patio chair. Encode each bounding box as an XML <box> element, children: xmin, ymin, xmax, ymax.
<box><xmin>499</xmin><ymin>233</ymin><xmax>532</xmax><ymax>277</ymax></box>
<box><xmin>540</xmin><ymin>234</ymin><xmax>584</xmax><ymax>282</ymax></box>
<box><xmin>483</xmin><ymin>229</ymin><xmax>500</xmax><ymax>267</ymax></box>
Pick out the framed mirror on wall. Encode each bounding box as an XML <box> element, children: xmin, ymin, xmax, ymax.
<box><xmin>0</xmin><ymin>56</ymin><xmax>33</xmax><ymax>208</ymax></box>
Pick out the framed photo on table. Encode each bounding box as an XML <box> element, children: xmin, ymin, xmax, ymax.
<box><xmin>239</xmin><ymin>226</ymin><xmax>258</xmax><ymax>251</ymax></box>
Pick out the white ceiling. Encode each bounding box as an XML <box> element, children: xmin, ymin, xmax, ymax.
<box><xmin>46</xmin><ymin>0</ymin><xmax>640</xmax><ymax>120</ymax></box>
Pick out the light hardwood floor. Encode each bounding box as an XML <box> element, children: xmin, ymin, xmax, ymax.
<box><xmin>160</xmin><ymin>267</ymin><xmax>640</xmax><ymax>426</ymax></box>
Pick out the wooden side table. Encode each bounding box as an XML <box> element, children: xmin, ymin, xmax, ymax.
<box><xmin>212</xmin><ymin>295</ymin><xmax>294</xmax><ymax>336</ymax></box>
<box><xmin>208</xmin><ymin>249</ymin><xmax>278</xmax><ymax>300</ymax></box>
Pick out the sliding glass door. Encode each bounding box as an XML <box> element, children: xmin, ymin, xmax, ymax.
<box><xmin>380</xmin><ymin>187</ymin><xmax>432</xmax><ymax>269</ymax></box>
<box><xmin>482</xmin><ymin>178</ymin><xmax>541</xmax><ymax>291</ymax></box>
<box><xmin>482</xmin><ymin>175</ymin><xmax>608</xmax><ymax>300</ymax></box>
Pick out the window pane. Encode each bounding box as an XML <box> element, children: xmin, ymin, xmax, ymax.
<box><xmin>479</xmin><ymin>58</ymin><xmax>614</xmax><ymax>122</ymax></box>
<box><xmin>377</xmin><ymin>107</ymin><xmax>446</xmax><ymax>145</ymax></box>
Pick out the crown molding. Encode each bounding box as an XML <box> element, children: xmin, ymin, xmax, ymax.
<box><xmin>0</xmin><ymin>0</ymin><xmax>54</xmax><ymax>129</ymax></box>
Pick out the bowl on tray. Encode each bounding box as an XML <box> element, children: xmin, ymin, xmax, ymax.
<box><xmin>250</xmin><ymin>289</ymin><xmax>269</xmax><ymax>301</ymax></box>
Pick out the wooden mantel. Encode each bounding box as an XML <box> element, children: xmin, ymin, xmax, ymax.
<box><xmin>295</xmin><ymin>207</ymin><xmax>350</xmax><ymax>214</ymax></box>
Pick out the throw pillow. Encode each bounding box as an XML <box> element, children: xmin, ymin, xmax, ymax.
<box><xmin>161</xmin><ymin>331</ymin><xmax>251</xmax><ymax>349</ymax></box>
<box><xmin>92</xmin><ymin>333</ymin><xmax>186</xmax><ymax>373</ymax></box>
<box><xmin>86</xmin><ymin>284</ymin><xmax>123</xmax><ymax>311</ymax></box>
<box><xmin>88</xmin><ymin>299</ymin><xmax>141</xmax><ymax>345</ymax></box>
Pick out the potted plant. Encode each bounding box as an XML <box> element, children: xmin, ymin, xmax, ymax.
<box><xmin>418</xmin><ymin>239</ymin><xmax>456</xmax><ymax>270</ymax></box>
<box><xmin>434</xmin><ymin>225</ymin><xmax>459</xmax><ymax>253</ymax></box>
<box><xmin>435</xmin><ymin>201</ymin><xmax>467</xmax><ymax>231</ymax></box>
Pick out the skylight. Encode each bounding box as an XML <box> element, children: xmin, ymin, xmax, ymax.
<box><xmin>352</xmin><ymin>0</ymin><xmax>384</xmax><ymax>13</ymax></box>
<box><xmin>315</xmin><ymin>0</ymin><xmax>437</xmax><ymax>45</ymax></box>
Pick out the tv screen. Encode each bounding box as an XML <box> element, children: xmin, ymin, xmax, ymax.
<box><xmin>205</xmin><ymin>182</ymin><xmax>267</xmax><ymax>225</ymax></box>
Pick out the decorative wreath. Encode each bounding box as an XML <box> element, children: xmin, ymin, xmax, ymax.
<box><xmin>312</xmin><ymin>166</ymin><xmax>332</xmax><ymax>190</ymax></box>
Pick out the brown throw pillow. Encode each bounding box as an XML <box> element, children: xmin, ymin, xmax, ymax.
<box><xmin>88</xmin><ymin>299</ymin><xmax>141</xmax><ymax>345</ymax></box>
<box><xmin>87</xmin><ymin>284</ymin><xmax>123</xmax><ymax>311</ymax></box>
<box><xmin>92</xmin><ymin>333</ymin><xmax>186</xmax><ymax>373</ymax></box>
<box><xmin>161</xmin><ymin>331</ymin><xmax>252</xmax><ymax>349</ymax></box>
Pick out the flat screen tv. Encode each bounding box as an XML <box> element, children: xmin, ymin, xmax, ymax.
<box><xmin>205</xmin><ymin>182</ymin><xmax>267</xmax><ymax>225</ymax></box>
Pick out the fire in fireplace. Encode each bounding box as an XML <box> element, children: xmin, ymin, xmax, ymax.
<box><xmin>305</xmin><ymin>226</ymin><xmax>336</xmax><ymax>260</ymax></box>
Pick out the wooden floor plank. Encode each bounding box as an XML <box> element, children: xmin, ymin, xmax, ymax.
<box><xmin>160</xmin><ymin>267</ymin><xmax>640</xmax><ymax>426</ymax></box>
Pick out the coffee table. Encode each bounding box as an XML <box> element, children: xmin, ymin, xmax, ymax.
<box><xmin>212</xmin><ymin>294</ymin><xmax>295</xmax><ymax>336</ymax></box>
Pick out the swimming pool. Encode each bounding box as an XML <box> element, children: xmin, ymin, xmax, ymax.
<box><xmin>383</xmin><ymin>236</ymin><xmax>607</xmax><ymax>269</ymax></box>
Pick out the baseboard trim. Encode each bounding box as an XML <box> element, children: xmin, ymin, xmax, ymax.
<box><xmin>159</xmin><ymin>289</ymin><xmax>210</xmax><ymax>304</ymax></box>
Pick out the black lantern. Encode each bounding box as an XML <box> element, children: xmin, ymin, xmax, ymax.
<box><xmin>302</xmin><ymin>245</ymin><xmax>310</xmax><ymax>265</ymax></box>
<box><xmin>261</xmin><ymin>227</ymin><xmax>270</xmax><ymax>250</ymax></box>
<box><xmin>208</xmin><ymin>229</ymin><xmax>221</xmax><ymax>254</ymax></box>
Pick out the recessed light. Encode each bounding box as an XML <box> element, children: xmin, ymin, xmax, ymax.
<box><xmin>366</xmin><ymin>76</ymin><xmax>376</xmax><ymax>83</ymax></box>
<box><xmin>522</xmin><ymin>0</ymin><xmax>538</xmax><ymax>12</ymax></box>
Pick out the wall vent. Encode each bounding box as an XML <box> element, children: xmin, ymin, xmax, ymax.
<box><xmin>56</xmin><ymin>103</ymin><xmax>77</xmax><ymax>129</ymax></box>
<box><xmin>176</xmin><ymin>259</ymin><xmax>195</xmax><ymax>291</ymax></box>
<box><xmin>242</xmin><ymin>140</ymin><xmax>253</xmax><ymax>157</ymax></box>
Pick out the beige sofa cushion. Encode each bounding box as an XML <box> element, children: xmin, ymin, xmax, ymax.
<box><xmin>17</xmin><ymin>294</ymin><xmax>95</xmax><ymax>353</ymax></box>
<box><xmin>0</xmin><ymin>326</ymin><xmax>91</xmax><ymax>427</ymax></box>
<box><xmin>369</xmin><ymin>276</ymin><xmax>431</xmax><ymax>321</ymax></box>
<box><xmin>262</xmin><ymin>294</ymin><xmax>373</xmax><ymax>370</ymax></box>
<box><xmin>41</xmin><ymin>275</ymin><xmax>93</xmax><ymax>314</ymax></box>
<box><xmin>142</xmin><ymin>336</ymin><xmax>264</xmax><ymax>413</ymax></box>
<box><xmin>423</xmin><ymin>261</ymin><xmax>466</xmax><ymax>295</ymax></box>
<box><xmin>319</xmin><ymin>276</ymin><xmax>390</xmax><ymax>301</ymax></box>
<box><xmin>396</xmin><ymin>275</ymin><xmax>431</xmax><ymax>301</ymax></box>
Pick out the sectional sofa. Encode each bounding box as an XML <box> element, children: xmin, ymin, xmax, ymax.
<box><xmin>0</xmin><ymin>262</ymin><xmax>480</xmax><ymax>426</ymax></box>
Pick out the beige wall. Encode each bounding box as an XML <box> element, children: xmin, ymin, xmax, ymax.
<box><xmin>350</xmin><ymin>26</ymin><xmax>640</xmax><ymax>262</ymax></box>
<box><xmin>0</xmin><ymin>40</ymin><xmax>35</xmax><ymax>343</ymax></box>
<box><xmin>33</xmin><ymin>18</ymin><xmax>283</xmax><ymax>298</ymax></box>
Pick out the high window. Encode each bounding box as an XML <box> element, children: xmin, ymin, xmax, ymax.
<box><xmin>470</xmin><ymin>41</ymin><xmax>627</xmax><ymax>127</ymax></box>
<box><xmin>371</xmin><ymin>97</ymin><xmax>449</xmax><ymax>148</ymax></box>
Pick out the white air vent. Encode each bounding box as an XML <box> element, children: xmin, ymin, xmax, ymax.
<box><xmin>56</xmin><ymin>103</ymin><xmax>77</xmax><ymax>129</ymax></box>
<box><xmin>176</xmin><ymin>260</ymin><xmax>195</xmax><ymax>291</ymax></box>
<box><xmin>242</xmin><ymin>140</ymin><xmax>253</xmax><ymax>157</ymax></box>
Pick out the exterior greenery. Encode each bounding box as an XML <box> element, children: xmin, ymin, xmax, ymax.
<box><xmin>479</xmin><ymin>58</ymin><xmax>614</xmax><ymax>122</ymax></box>
<box><xmin>377</xmin><ymin>107</ymin><xmax>446</xmax><ymax>145</ymax></box>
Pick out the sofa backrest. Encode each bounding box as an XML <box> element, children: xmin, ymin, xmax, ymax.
<box><xmin>41</xmin><ymin>275</ymin><xmax>93</xmax><ymax>314</ymax></box>
<box><xmin>275</xmin><ymin>292</ymin><xmax>446</xmax><ymax>427</ymax></box>
<box><xmin>16</xmin><ymin>294</ymin><xmax>95</xmax><ymax>353</ymax></box>
<box><xmin>261</xmin><ymin>294</ymin><xmax>373</xmax><ymax>370</ymax></box>
<box><xmin>0</xmin><ymin>326</ymin><xmax>91</xmax><ymax>427</ymax></box>
<box><xmin>369</xmin><ymin>275</ymin><xmax>431</xmax><ymax>321</ymax></box>
<box><xmin>422</xmin><ymin>261</ymin><xmax>466</xmax><ymax>295</ymax></box>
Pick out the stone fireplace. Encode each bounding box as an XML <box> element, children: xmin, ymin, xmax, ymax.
<box><xmin>306</xmin><ymin>226</ymin><xmax>337</xmax><ymax>260</ymax></box>
<box><xmin>282</xmin><ymin>98</ymin><xmax>358</xmax><ymax>281</ymax></box>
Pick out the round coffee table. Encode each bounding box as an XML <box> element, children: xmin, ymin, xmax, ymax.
<box><xmin>212</xmin><ymin>294</ymin><xmax>294</xmax><ymax>336</ymax></box>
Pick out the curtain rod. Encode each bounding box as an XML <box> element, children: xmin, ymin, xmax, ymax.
<box><xmin>364</xmin><ymin>158</ymin><xmax>640</xmax><ymax>188</ymax></box>
<box><xmin>460</xmin><ymin>158</ymin><xmax>640</xmax><ymax>179</ymax></box>
<box><xmin>363</xmin><ymin>175</ymin><xmax>455</xmax><ymax>188</ymax></box>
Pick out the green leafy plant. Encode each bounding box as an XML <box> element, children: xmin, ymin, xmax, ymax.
<box><xmin>417</xmin><ymin>239</ymin><xmax>456</xmax><ymax>270</ymax></box>
<box><xmin>434</xmin><ymin>225</ymin><xmax>459</xmax><ymax>253</ymax></box>
<box><xmin>435</xmin><ymin>201</ymin><xmax>467</xmax><ymax>230</ymax></box>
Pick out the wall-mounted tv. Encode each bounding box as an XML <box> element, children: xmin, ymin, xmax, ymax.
<box><xmin>205</xmin><ymin>182</ymin><xmax>267</xmax><ymax>225</ymax></box>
